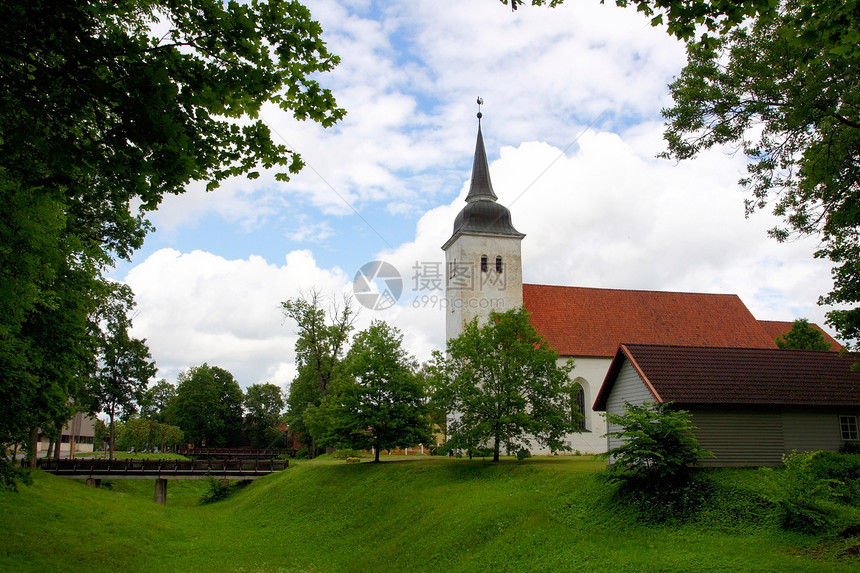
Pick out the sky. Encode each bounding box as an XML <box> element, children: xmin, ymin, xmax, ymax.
<box><xmin>112</xmin><ymin>0</ymin><xmax>839</xmax><ymax>392</ymax></box>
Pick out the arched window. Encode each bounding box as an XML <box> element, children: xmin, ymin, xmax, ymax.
<box><xmin>480</xmin><ymin>255</ymin><xmax>488</xmax><ymax>272</ymax></box>
<box><xmin>495</xmin><ymin>256</ymin><xmax>503</xmax><ymax>273</ymax></box>
<box><xmin>571</xmin><ymin>379</ymin><xmax>587</xmax><ymax>431</ymax></box>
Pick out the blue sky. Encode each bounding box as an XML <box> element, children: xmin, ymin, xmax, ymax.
<box><xmin>117</xmin><ymin>0</ymin><xmax>838</xmax><ymax>391</ymax></box>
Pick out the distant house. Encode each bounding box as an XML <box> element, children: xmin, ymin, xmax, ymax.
<box><xmin>593</xmin><ymin>344</ymin><xmax>860</xmax><ymax>466</ymax></box>
<box><xmin>37</xmin><ymin>412</ymin><xmax>97</xmax><ymax>457</ymax></box>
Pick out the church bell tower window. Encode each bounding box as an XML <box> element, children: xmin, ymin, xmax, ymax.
<box><xmin>481</xmin><ymin>255</ymin><xmax>488</xmax><ymax>272</ymax></box>
<box><xmin>496</xmin><ymin>256</ymin><xmax>503</xmax><ymax>273</ymax></box>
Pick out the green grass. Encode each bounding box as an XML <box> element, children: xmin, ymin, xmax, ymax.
<box><xmin>2</xmin><ymin>455</ymin><xmax>859</xmax><ymax>572</ymax></box>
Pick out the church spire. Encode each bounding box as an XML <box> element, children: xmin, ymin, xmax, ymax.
<box><xmin>466</xmin><ymin>98</ymin><xmax>498</xmax><ymax>203</ymax></box>
<box><xmin>442</xmin><ymin>98</ymin><xmax>524</xmax><ymax>248</ymax></box>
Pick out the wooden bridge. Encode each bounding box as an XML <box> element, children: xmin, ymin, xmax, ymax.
<box><xmin>38</xmin><ymin>458</ymin><xmax>288</xmax><ymax>504</ymax></box>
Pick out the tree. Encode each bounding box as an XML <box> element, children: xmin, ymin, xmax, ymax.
<box><xmin>174</xmin><ymin>364</ymin><xmax>244</xmax><ymax>447</ymax></box>
<box><xmin>775</xmin><ymin>319</ymin><xmax>834</xmax><ymax>351</ymax></box>
<box><xmin>500</xmin><ymin>1</ymin><xmax>777</xmax><ymax>43</ymax></box>
<box><xmin>0</xmin><ymin>0</ymin><xmax>343</xmax><ymax>487</ymax></box>
<box><xmin>658</xmin><ymin>0</ymin><xmax>860</xmax><ymax>346</ymax></box>
<box><xmin>282</xmin><ymin>290</ymin><xmax>356</xmax><ymax>455</ymax></box>
<box><xmin>244</xmin><ymin>383</ymin><xmax>286</xmax><ymax>448</ymax></box>
<box><xmin>432</xmin><ymin>307</ymin><xmax>576</xmax><ymax>462</ymax></box>
<box><xmin>320</xmin><ymin>321</ymin><xmax>431</xmax><ymax>463</ymax></box>
<box><xmin>139</xmin><ymin>379</ymin><xmax>178</xmax><ymax>423</ymax></box>
<box><xmin>2</xmin><ymin>0</ymin><xmax>343</xmax><ymax>261</ymax></box>
<box><xmin>88</xmin><ymin>284</ymin><xmax>157</xmax><ymax>460</ymax></box>
<box><xmin>93</xmin><ymin>419</ymin><xmax>109</xmax><ymax>453</ymax></box>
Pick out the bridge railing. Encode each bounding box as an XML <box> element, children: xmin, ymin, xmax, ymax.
<box><xmin>38</xmin><ymin>458</ymin><xmax>288</xmax><ymax>477</ymax></box>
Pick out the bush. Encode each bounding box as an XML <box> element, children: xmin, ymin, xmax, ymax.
<box><xmin>0</xmin><ymin>459</ymin><xmax>31</xmax><ymax>492</ymax></box>
<box><xmin>602</xmin><ymin>401</ymin><xmax>711</xmax><ymax>483</ymax></box>
<box><xmin>600</xmin><ymin>402</ymin><xmax>713</xmax><ymax>522</ymax></box>
<box><xmin>759</xmin><ymin>451</ymin><xmax>860</xmax><ymax>534</ymax></box>
<box><xmin>332</xmin><ymin>449</ymin><xmax>362</xmax><ymax>460</ymax></box>
<box><xmin>198</xmin><ymin>477</ymin><xmax>249</xmax><ymax>505</ymax></box>
<box><xmin>804</xmin><ymin>451</ymin><xmax>860</xmax><ymax>507</ymax></box>
<box><xmin>516</xmin><ymin>448</ymin><xmax>531</xmax><ymax>461</ymax></box>
<box><xmin>839</xmin><ymin>441</ymin><xmax>860</xmax><ymax>454</ymax></box>
<box><xmin>295</xmin><ymin>448</ymin><xmax>309</xmax><ymax>460</ymax></box>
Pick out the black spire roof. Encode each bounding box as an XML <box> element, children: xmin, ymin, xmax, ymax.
<box><xmin>444</xmin><ymin>113</ymin><xmax>524</xmax><ymax>246</ymax></box>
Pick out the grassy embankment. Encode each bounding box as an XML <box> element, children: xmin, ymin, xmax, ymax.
<box><xmin>1</xmin><ymin>454</ymin><xmax>858</xmax><ymax>572</ymax></box>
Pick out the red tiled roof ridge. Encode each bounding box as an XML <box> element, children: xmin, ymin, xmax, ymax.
<box><xmin>523</xmin><ymin>283</ymin><xmax>776</xmax><ymax>357</ymax></box>
<box><xmin>522</xmin><ymin>282</ymin><xmax>741</xmax><ymax>297</ymax></box>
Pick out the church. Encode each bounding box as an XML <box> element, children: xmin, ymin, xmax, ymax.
<box><xmin>442</xmin><ymin>114</ymin><xmax>842</xmax><ymax>455</ymax></box>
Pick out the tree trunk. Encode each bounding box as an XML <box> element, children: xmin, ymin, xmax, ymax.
<box><xmin>108</xmin><ymin>410</ymin><xmax>115</xmax><ymax>461</ymax></box>
<box><xmin>46</xmin><ymin>437</ymin><xmax>54</xmax><ymax>459</ymax></box>
<box><xmin>492</xmin><ymin>436</ymin><xmax>500</xmax><ymax>462</ymax></box>
<box><xmin>374</xmin><ymin>442</ymin><xmax>380</xmax><ymax>463</ymax></box>
<box><xmin>28</xmin><ymin>427</ymin><xmax>39</xmax><ymax>468</ymax></box>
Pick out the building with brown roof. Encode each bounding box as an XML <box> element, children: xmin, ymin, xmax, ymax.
<box><xmin>594</xmin><ymin>344</ymin><xmax>860</xmax><ymax>465</ymax></box>
<box><xmin>443</xmin><ymin>114</ymin><xmax>839</xmax><ymax>455</ymax></box>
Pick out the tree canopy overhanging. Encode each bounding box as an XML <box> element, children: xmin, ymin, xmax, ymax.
<box><xmin>499</xmin><ymin>0</ymin><xmax>778</xmax><ymax>43</ymax></box>
<box><xmin>660</xmin><ymin>0</ymin><xmax>860</xmax><ymax>345</ymax></box>
<box><xmin>0</xmin><ymin>0</ymin><xmax>342</xmax><ymax>487</ymax></box>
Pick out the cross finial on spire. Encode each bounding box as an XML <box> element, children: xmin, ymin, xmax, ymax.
<box><xmin>477</xmin><ymin>96</ymin><xmax>483</xmax><ymax>120</ymax></box>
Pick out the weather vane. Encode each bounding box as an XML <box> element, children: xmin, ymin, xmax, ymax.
<box><xmin>477</xmin><ymin>96</ymin><xmax>483</xmax><ymax>119</ymax></box>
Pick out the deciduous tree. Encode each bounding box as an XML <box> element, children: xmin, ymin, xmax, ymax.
<box><xmin>432</xmin><ymin>307</ymin><xmax>576</xmax><ymax>462</ymax></box>
<box><xmin>503</xmin><ymin>0</ymin><xmax>860</xmax><ymax>347</ymax></box>
<box><xmin>282</xmin><ymin>290</ymin><xmax>356</xmax><ymax>455</ymax></box>
<box><xmin>88</xmin><ymin>284</ymin><xmax>157</xmax><ymax>459</ymax></box>
<box><xmin>139</xmin><ymin>379</ymin><xmax>178</xmax><ymax>424</ymax></box>
<box><xmin>775</xmin><ymin>319</ymin><xmax>834</xmax><ymax>351</ymax></box>
<box><xmin>174</xmin><ymin>364</ymin><xmax>244</xmax><ymax>447</ymax></box>
<box><xmin>320</xmin><ymin>321</ymin><xmax>431</xmax><ymax>463</ymax></box>
<box><xmin>659</xmin><ymin>0</ymin><xmax>860</xmax><ymax>345</ymax></box>
<box><xmin>0</xmin><ymin>0</ymin><xmax>342</xmax><ymax>487</ymax></box>
<box><xmin>244</xmin><ymin>383</ymin><xmax>286</xmax><ymax>448</ymax></box>
<box><xmin>500</xmin><ymin>0</ymin><xmax>777</xmax><ymax>43</ymax></box>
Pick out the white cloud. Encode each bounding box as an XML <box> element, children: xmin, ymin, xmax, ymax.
<box><xmin>125</xmin><ymin>248</ymin><xmax>350</xmax><ymax>390</ymax></box>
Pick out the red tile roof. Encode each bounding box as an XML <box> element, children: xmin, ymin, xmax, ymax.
<box><xmin>523</xmin><ymin>284</ymin><xmax>777</xmax><ymax>357</ymax></box>
<box><xmin>757</xmin><ymin>320</ymin><xmax>842</xmax><ymax>351</ymax></box>
<box><xmin>593</xmin><ymin>344</ymin><xmax>860</xmax><ymax>410</ymax></box>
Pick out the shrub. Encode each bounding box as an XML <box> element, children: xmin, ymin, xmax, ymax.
<box><xmin>804</xmin><ymin>451</ymin><xmax>860</xmax><ymax>507</ymax></box>
<box><xmin>600</xmin><ymin>402</ymin><xmax>713</xmax><ymax>522</ymax></box>
<box><xmin>759</xmin><ymin>451</ymin><xmax>860</xmax><ymax>534</ymax></box>
<box><xmin>839</xmin><ymin>441</ymin><xmax>860</xmax><ymax>454</ymax></box>
<box><xmin>516</xmin><ymin>448</ymin><xmax>531</xmax><ymax>461</ymax></box>
<box><xmin>333</xmin><ymin>449</ymin><xmax>362</xmax><ymax>460</ymax></box>
<box><xmin>295</xmin><ymin>448</ymin><xmax>309</xmax><ymax>460</ymax></box>
<box><xmin>198</xmin><ymin>478</ymin><xmax>249</xmax><ymax>505</ymax></box>
<box><xmin>602</xmin><ymin>402</ymin><xmax>711</xmax><ymax>483</ymax></box>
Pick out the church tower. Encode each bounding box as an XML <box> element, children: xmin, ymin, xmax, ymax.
<box><xmin>442</xmin><ymin>106</ymin><xmax>525</xmax><ymax>341</ymax></box>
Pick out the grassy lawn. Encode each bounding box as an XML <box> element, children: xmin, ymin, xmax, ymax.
<box><xmin>2</xmin><ymin>455</ymin><xmax>858</xmax><ymax>572</ymax></box>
